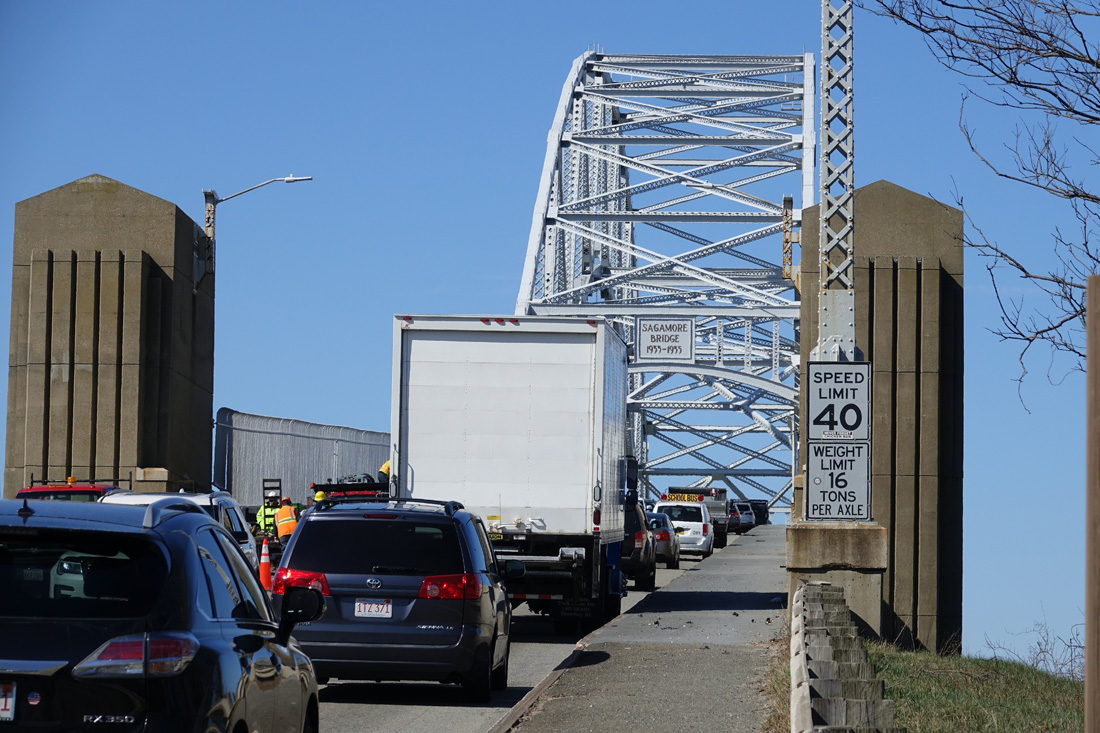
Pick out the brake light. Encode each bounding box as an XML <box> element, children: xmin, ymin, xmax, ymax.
<box><xmin>593</xmin><ymin>508</ymin><xmax>601</xmax><ymax>527</ymax></box>
<box><xmin>418</xmin><ymin>573</ymin><xmax>482</xmax><ymax>600</ymax></box>
<box><xmin>660</xmin><ymin>493</ymin><xmax>668</xmax><ymax>500</ymax></box>
<box><xmin>654</xmin><ymin>529</ymin><xmax>669</xmax><ymax>542</ymax></box>
<box><xmin>634</xmin><ymin>530</ymin><xmax>644</xmax><ymax>549</ymax></box>
<box><xmin>273</xmin><ymin>567</ymin><xmax>331</xmax><ymax>596</ymax></box>
<box><xmin>697</xmin><ymin>495</ymin><xmax>704</xmax><ymax>502</ymax></box>
<box><xmin>73</xmin><ymin>632</ymin><xmax>198</xmax><ymax>678</ymax></box>
<box><xmin>703</xmin><ymin>523</ymin><xmax>709</xmax><ymax>536</ymax></box>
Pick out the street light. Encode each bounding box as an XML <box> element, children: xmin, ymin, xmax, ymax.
<box><xmin>195</xmin><ymin>175</ymin><xmax>313</xmax><ymax>291</ymax></box>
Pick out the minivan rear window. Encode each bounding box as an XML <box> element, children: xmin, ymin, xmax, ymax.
<box><xmin>658</xmin><ymin>505</ymin><xmax>703</xmax><ymax>523</ymax></box>
<box><xmin>290</xmin><ymin>519</ymin><xmax>464</xmax><ymax>575</ymax></box>
<box><xmin>0</xmin><ymin>530</ymin><xmax>167</xmax><ymax>619</ymax></box>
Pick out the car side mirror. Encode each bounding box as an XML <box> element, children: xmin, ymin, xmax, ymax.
<box><xmin>502</xmin><ymin>559</ymin><xmax>526</xmax><ymax>580</ymax></box>
<box><xmin>276</xmin><ymin>586</ymin><xmax>326</xmax><ymax>646</ymax></box>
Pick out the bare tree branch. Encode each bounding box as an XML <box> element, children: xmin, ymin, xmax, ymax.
<box><xmin>859</xmin><ymin>0</ymin><xmax>1100</xmax><ymax>381</ymax></box>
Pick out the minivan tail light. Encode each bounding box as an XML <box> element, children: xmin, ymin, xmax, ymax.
<box><xmin>73</xmin><ymin>632</ymin><xmax>199</xmax><ymax>678</ymax></box>
<box><xmin>634</xmin><ymin>530</ymin><xmax>645</xmax><ymax>549</ymax></box>
<box><xmin>273</xmin><ymin>567</ymin><xmax>331</xmax><ymax>596</ymax></box>
<box><xmin>702</xmin><ymin>523</ymin><xmax>709</xmax><ymax>536</ymax></box>
<box><xmin>418</xmin><ymin>573</ymin><xmax>482</xmax><ymax>600</ymax></box>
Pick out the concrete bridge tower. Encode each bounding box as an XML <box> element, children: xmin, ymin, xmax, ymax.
<box><xmin>4</xmin><ymin>174</ymin><xmax>215</xmax><ymax>494</ymax></box>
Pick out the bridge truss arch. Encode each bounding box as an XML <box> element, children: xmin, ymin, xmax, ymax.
<box><xmin>516</xmin><ymin>53</ymin><xmax>815</xmax><ymax>516</ymax></box>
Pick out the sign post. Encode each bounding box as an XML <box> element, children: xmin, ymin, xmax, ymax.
<box><xmin>806</xmin><ymin>361</ymin><xmax>871</xmax><ymax>520</ymax></box>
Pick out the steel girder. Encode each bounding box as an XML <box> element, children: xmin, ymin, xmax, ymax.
<box><xmin>516</xmin><ymin>53</ymin><xmax>815</xmax><ymax>518</ymax></box>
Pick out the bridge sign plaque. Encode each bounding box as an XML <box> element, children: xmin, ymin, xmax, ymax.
<box><xmin>806</xmin><ymin>361</ymin><xmax>872</xmax><ymax>521</ymax></box>
<box><xmin>635</xmin><ymin>317</ymin><xmax>695</xmax><ymax>362</ymax></box>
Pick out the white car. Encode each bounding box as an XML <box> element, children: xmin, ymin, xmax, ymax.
<box><xmin>653</xmin><ymin>501</ymin><xmax>713</xmax><ymax>559</ymax></box>
<box><xmin>100</xmin><ymin>490</ymin><xmax>259</xmax><ymax>569</ymax></box>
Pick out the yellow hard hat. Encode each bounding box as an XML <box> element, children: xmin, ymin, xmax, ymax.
<box><xmin>314</xmin><ymin>490</ymin><xmax>326</xmax><ymax>501</ymax></box>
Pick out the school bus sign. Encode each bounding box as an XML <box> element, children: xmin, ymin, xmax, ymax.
<box><xmin>806</xmin><ymin>362</ymin><xmax>871</xmax><ymax>521</ymax></box>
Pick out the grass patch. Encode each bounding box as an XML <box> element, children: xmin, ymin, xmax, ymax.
<box><xmin>868</xmin><ymin>642</ymin><xmax>1082</xmax><ymax>732</ymax></box>
<box><xmin>761</xmin><ymin>634</ymin><xmax>790</xmax><ymax>733</ymax></box>
<box><xmin>760</xmin><ymin>638</ymin><xmax>1083</xmax><ymax>732</ymax></box>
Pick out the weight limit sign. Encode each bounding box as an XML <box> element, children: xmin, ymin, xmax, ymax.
<box><xmin>806</xmin><ymin>361</ymin><xmax>871</xmax><ymax>521</ymax></box>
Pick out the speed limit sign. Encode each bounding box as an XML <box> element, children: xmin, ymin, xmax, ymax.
<box><xmin>807</xmin><ymin>362</ymin><xmax>871</xmax><ymax>441</ymax></box>
<box><xmin>806</xmin><ymin>361</ymin><xmax>872</xmax><ymax>521</ymax></box>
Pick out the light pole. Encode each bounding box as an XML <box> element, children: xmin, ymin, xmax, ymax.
<box><xmin>196</xmin><ymin>175</ymin><xmax>313</xmax><ymax>291</ymax></box>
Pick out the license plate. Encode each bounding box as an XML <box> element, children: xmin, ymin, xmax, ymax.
<box><xmin>354</xmin><ymin>599</ymin><xmax>392</xmax><ymax>618</ymax></box>
<box><xmin>488</xmin><ymin>533</ymin><xmax>504</xmax><ymax>541</ymax></box>
<box><xmin>0</xmin><ymin>682</ymin><xmax>14</xmax><ymax>722</ymax></box>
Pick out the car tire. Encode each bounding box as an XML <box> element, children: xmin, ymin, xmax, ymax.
<box><xmin>490</xmin><ymin>637</ymin><xmax>509</xmax><ymax>691</ymax></box>
<box><xmin>638</xmin><ymin>563</ymin><xmax>656</xmax><ymax>591</ymax></box>
<box><xmin>703</xmin><ymin>545</ymin><xmax>713</xmax><ymax>559</ymax></box>
<box><xmin>668</xmin><ymin>550</ymin><xmax>679</xmax><ymax>570</ymax></box>
<box><xmin>302</xmin><ymin>711</ymin><xmax>318</xmax><ymax>733</ymax></box>
<box><xmin>463</xmin><ymin>643</ymin><xmax>493</xmax><ymax>702</ymax></box>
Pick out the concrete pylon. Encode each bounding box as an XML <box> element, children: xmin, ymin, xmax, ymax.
<box><xmin>790</xmin><ymin>179</ymin><xmax>964</xmax><ymax>653</ymax></box>
<box><xmin>5</xmin><ymin>174</ymin><xmax>215</xmax><ymax>495</ymax></box>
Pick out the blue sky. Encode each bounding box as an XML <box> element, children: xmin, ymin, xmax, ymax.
<box><xmin>0</xmin><ymin>2</ymin><xmax>1087</xmax><ymax>660</ymax></box>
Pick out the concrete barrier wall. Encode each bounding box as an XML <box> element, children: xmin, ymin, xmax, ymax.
<box><xmin>790</xmin><ymin>581</ymin><xmax>907</xmax><ymax>733</ymax></box>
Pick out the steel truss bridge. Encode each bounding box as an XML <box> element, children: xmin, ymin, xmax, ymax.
<box><xmin>516</xmin><ymin>53</ymin><xmax>816</xmax><ymax>517</ymax></box>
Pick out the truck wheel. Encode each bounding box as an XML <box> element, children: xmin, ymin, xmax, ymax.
<box><xmin>554</xmin><ymin>618</ymin><xmax>579</xmax><ymax>635</ymax></box>
<box><xmin>604</xmin><ymin>591</ymin><xmax>622</xmax><ymax>621</ymax></box>
<box><xmin>716</xmin><ymin>529</ymin><xmax>727</xmax><ymax>549</ymax></box>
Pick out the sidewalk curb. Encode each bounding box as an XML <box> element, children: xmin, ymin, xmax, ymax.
<box><xmin>488</xmin><ymin>610</ymin><xmax>618</xmax><ymax>733</ymax></box>
<box><xmin>486</xmin><ymin>644</ymin><xmax>585</xmax><ymax>733</ymax></box>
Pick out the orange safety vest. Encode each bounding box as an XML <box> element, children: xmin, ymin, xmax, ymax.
<box><xmin>275</xmin><ymin>504</ymin><xmax>299</xmax><ymax>538</ymax></box>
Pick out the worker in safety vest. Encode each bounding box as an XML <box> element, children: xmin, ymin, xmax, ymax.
<box><xmin>275</xmin><ymin>497</ymin><xmax>299</xmax><ymax>546</ymax></box>
<box><xmin>377</xmin><ymin>460</ymin><xmax>391</xmax><ymax>483</ymax></box>
<box><xmin>256</xmin><ymin>496</ymin><xmax>279</xmax><ymax>533</ymax></box>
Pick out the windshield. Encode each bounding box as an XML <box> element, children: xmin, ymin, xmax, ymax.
<box><xmin>0</xmin><ymin>530</ymin><xmax>167</xmax><ymax>619</ymax></box>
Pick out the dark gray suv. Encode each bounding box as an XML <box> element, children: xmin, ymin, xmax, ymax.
<box><xmin>271</xmin><ymin>497</ymin><xmax>524</xmax><ymax>701</ymax></box>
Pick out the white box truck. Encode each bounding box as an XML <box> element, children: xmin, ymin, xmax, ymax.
<box><xmin>390</xmin><ymin>315</ymin><xmax>633</xmax><ymax>630</ymax></box>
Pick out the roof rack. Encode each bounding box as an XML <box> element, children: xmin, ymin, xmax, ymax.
<box><xmin>27</xmin><ymin>472</ymin><xmax>133</xmax><ymax>490</ymax></box>
<box><xmin>315</xmin><ymin>496</ymin><xmax>465</xmax><ymax>517</ymax></box>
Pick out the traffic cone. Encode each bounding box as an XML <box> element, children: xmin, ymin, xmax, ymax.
<box><xmin>259</xmin><ymin>538</ymin><xmax>272</xmax><ymax>591</ymax></box>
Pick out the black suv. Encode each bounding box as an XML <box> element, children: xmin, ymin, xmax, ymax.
<box><xmin>0</xmin><ymin>496</ymin><xmax>325</xmax><ymax>731</ymax></box>
<box><xmin>272</xmin><ymin>497</ymin><xmax>524</xmax><ymax>701</ymax></box>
